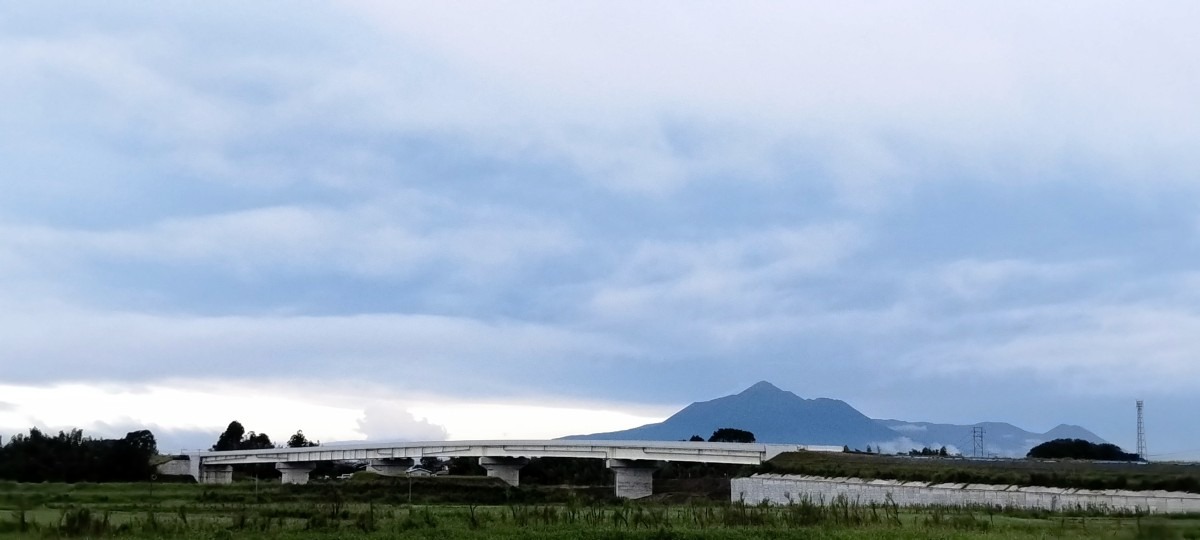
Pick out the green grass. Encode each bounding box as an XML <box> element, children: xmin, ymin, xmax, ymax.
<box><xmin>764</xmin><ymin>451</ymin><xmax>1200</xmax><ymax>494</ymax></box>
<box><xmin>3</xmin><ymin>480</ymin><xmax>1200</xmax><ymax>538</ymax></box>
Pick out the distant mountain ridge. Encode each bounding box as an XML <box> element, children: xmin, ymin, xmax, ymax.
<box><xmin>564</xmin><ymin>381</ymin><xmax>1108</xmax><ymax>457</ymax></box>
<box><xmin>876</xmin><ymin>419</ymin><xmax>1107</xmax><ymax>457</ymax></box>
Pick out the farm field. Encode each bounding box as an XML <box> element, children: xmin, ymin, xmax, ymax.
<box><xmin>3</xmin><ymin>479</ymin><xmax>1200</xmax><ymax>539</ymax></box>
<box><xmin>765</xmin><ymin>451</ymin><xmax>1200</xmax><ymax>494</ymax></box>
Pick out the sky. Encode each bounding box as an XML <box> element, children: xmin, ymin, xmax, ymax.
<box><xmin>2</xmin><ymin>2</ymin><xmax>1199</xmax><ymax>459</ymax></box>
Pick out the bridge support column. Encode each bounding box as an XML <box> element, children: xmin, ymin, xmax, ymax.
<box><xmin>608</xmin><ymin>459</ymin><xmax>658</xmax><ymax>499</ymax></box>
<box><xmin>479</xmin><ymin>457</ymin><xmax>527</xmax><ymax>486</ymax></box>
<box><xmin>368</xmin><ymin>458</ymin><xmax>414</xmax><ymax>477</ymax></box>
<box><xmin>276</xmin><ymin>462</ymin><xmax>315</xmax><ymax>485</ymax></box>
<box><xmin>200</xmin><ymin>465</ymin><xmax>233</xmax><ymax>485</ymax></box>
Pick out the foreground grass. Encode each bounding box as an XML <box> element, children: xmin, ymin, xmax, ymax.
<box><xmin>2</xmin><ymin>480</ymin><xmax>1200</xmax><ymax>539</ymax></box>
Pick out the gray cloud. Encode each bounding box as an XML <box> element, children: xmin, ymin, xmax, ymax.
<box><xmin>0</xmin><ymin>201</ymin><xmax>576</xmax><ymax>281</ymax></box>
<box><xmin>0</xmin><ymin>304</ymin><xmax>636</xmax><ymax>396</ymax></box>
<box><xmin>2</xmin><ymin>2</ymin><xmax>1200</xmax><ymax>455</ymax></box>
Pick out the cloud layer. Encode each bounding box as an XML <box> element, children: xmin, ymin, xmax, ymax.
<box><xmin>2</xmin><ymin>2</ymin><xmax>1199</xmax><ymax>455</ymax></box>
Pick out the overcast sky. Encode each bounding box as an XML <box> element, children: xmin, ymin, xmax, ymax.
<box><xmin>2</xmin><ymin>2</ymin><xmax>1199</xmax><ymax>459</ymax></box>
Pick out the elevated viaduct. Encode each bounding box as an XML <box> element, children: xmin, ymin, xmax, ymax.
<box><xmin>166</xmin><ymin>439</ymin><xmax>841</xmax><ymax>499</ymax></box>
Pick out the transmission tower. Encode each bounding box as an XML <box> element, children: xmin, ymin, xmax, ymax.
<box><xmin>972</xmin><ymin>426</ymin><xmax>986</xmax><ymax>458</ymax></box>
<box><xmin>1136</xmin><ymin>400</ymin><xmax>1147</xmax><ymax>460</ymax></box>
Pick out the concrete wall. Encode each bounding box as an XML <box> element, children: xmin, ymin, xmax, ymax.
<box><xmin>732</xmin><ymin>474</ymin><xmax>1200</xmax><ymax>514</ymax></box>
<box><xmin>156</xmin><ymin>458</ymin><xmax>192</xmax><ymax>477</ymax></box>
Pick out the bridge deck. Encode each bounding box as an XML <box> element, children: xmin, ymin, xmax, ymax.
<box><xmin>196</xmin><ymin>439</ymin><xmax>842</xmax><ymax>466</ymax></box>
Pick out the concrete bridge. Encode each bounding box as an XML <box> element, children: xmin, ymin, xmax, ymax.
<box><xmin>165</xmin><ymin>439</ymin><xmax>840</xmax><ymax>499</ymax></box>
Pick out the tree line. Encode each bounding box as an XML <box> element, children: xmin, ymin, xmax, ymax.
<box><xmin>0</xmin><ymin>420</ymin><xmax>320</xmax><ymax>483</ymax></box>
<box><xmin>0</xmin><ymin>428</ymin><xmax>157</xmax><ymax>482</ymax></box>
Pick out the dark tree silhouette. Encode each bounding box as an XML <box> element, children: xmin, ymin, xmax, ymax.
<box><xmin>210</xmin><ymin>421</ymin><xmax>280</xmax><ymax>479</ymax></box>
<box><xmin>1028</xmin><ymin>438</ymin><xmax>1140</xmax><ymax>461</ymax></box>
<box><xmin>287</xmin><ymin>430</ymin><xmax>318</xmax><ymax>448</ymax></box>
<box><xmin>212</xmin><ymin>421</ymin><xmax>246</xmax><ymax>451</ymax></box>
<box><xmin>0</xmin><ymin>427</ymin><xmax>158</xmax><ymax>482</ymax></box>
<box><xmin>243</xmin><ymin>432</ymin><xmax>273</xmax><ymax>450</ymax></box>
<box><xmin>708</xmin><ymin>428</ymin><xmax>755</xmax><ymax>443</ymax></box>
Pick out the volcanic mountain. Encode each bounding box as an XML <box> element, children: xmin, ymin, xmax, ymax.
<box><xmin>564</xmin><ymin>381</ymin><xmax>899</xmax><ymax>448</ymax></box>
<box><xmin>564</xmin><ymin>381</ymin><xmax>1108</xmax><ymax>456</ymax></box>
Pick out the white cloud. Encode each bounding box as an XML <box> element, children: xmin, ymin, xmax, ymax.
<box><xmin>870</xmin><ymin>437</ymin><xmax>963</xmax><ymax>457</ymax></box>
<box><xmin>889</xmin><ymin>424</ymin><xmax>928</xmax><ymax>433</ymax></box>
<box><xmin>406</xmin><ymin>402</ymin><xmax>669</xmax><ymax>440</ymax></box>
<box><xmin>0</xmin><ymin>382</ymin><xmax>364</xmax><ymax>451</ymax></box>
<box><xmin>0</xmin><ymin>380</ymin><xmax>673</xmax><ymax>450</ymax></box>
<box><xmin>355</xmin><ymin>406</ymin><xmax>447</xmax><ymax>441</ymax></box>
<box><xmin>345</xmin><ymin>1</ymin><xmax>1200</xmax><ymax>197</ymax></box>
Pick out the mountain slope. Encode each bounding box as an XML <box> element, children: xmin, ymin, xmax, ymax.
<box><xmin>564</xmin><ymin>381</ymin><xmax>900</xmax><ymax>448</ymax></box>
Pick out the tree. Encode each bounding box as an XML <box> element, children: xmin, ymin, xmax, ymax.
<box><xmin>108</xmin><ymin>430</ymin><xmax>158</xmax><ymax>481</ymax></box>
<box><xmin>243</xmin><ymin>432</ymin><xmax>273</xmax><ymax>450</ymax></box>
<box><xmin>212</xmin><ymin>421</ymin><xmax>246</xmax><ymax>451</ymax></box>
<box><xmin>1027</xmin><ymin>438</ymin><xmax>1139</xmax><ymax>461</ymax></box>
<box><xmin>708</xmin><ymin>428</ymin><xmax>755</xmax><ymax>443</ymax></box>
<box><xmin>122</xmin><ymin>430</ymin><xmax>158</xmax><ymax>456</ymax></box>
<box><xmin>209</xmin><ymin>421</ymin><xmax>280</xmax><ymax>479</ymax></box>
<box><xmin>689</xmin><ymin>435</ymin><xmax>705</xmax><ymax>442</ymax></box>
<box><xmin>287</xmin><ymin>430</ymin><xmax>318</xmax><ymax>448</ymax></box>
<box><xmin>212</xmin><ymin>421</ymin><xmax>276</xmax><ymax>451</ymax></box>
<box><xmin>0</xmin><ymin>427</ymin><xmax>158</xmax><ymax>482</ymax></box>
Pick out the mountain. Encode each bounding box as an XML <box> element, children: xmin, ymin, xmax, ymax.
<box><xmin>564</xmin><ymin>381</ymin><xmax>1110</xmax><ymax>457</ymax></box>
<box><xmin>563</xmin><ymin>381</ymin><xmax>900</xmax><ymax>448</ymax></box>
<box><xmin>876</xmin><ymin>419</ymin><xmax>1108</xmax><ymax>458</ymax></box>
<box><xmin>876</xmin><ymin>419</ymin><xmax>1109</xmax><ymax>457</ymax></box>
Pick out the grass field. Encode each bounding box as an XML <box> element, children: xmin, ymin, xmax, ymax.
<box><xmin>3</xmin><ymin>478</ymin><xmax>1200</xmax><ymax>539</ymax></box>
<box><xmin>764</xmin><ymin>451</ymin><xmax>1200</xmax><ymax>494</ymax></box>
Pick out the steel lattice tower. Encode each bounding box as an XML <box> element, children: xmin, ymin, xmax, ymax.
<box><xmin>1136</xmin><ymin>400</ymin><xmax>1147</xmax><ymax>460</ymax></box>
<box><xmin>972</xmin><ymin>426</ymin><xmax>986</xmax><ymax>458</ymax></box>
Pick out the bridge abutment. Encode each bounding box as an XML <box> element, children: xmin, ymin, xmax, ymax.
<box><xmin>607</xmin><ymin>459</ymin><xmax>658</xmax><ymax>499</ymax></box>
<box><xmin>479</xmin><ymin>456</ymin><xmax>528</xmax><ymax>486</ymax></box>
<box><xmin>200</xmin><ymin>465</ymin><xmax>233</xmax><ymax>485</ymax></box>
<box><xmin>276</xmin><ymin>462</ymin><xmax>315</xmax><ymax>484</ymax></box>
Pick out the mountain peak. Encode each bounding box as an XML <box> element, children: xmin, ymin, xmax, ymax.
<box><xmin>741</xmin><ymin>381</ymin><xmax>784</xmax><ymax>394</ymax></box>
<box><xmin>563</xmin><ymin>380</ymin><xmax>899</xmax><ymax>446</ymax></box>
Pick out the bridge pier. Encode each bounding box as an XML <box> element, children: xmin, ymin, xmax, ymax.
<box><xmin>276</xmin><ymin>462</ymin><xmax>315</xmax><ymax>484</ymax></box>
<box><xmin>200</xmin><ymin>465</ymin><xmax>233</xmax><ymax>485</ymax></box>
<box><xmin>479</xmin><ymin>456</ymin><xmax>528</xmax><ymax>486</ymax></box>
<box><xmin>368</xmin><ymin>458</ymin><xmax>415</xmax><ymax>477</ymax></box>
<box><xmin>608</xmin><ymin>459</ymin><xmax>658</xmax><ymax>499</ymax></box>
